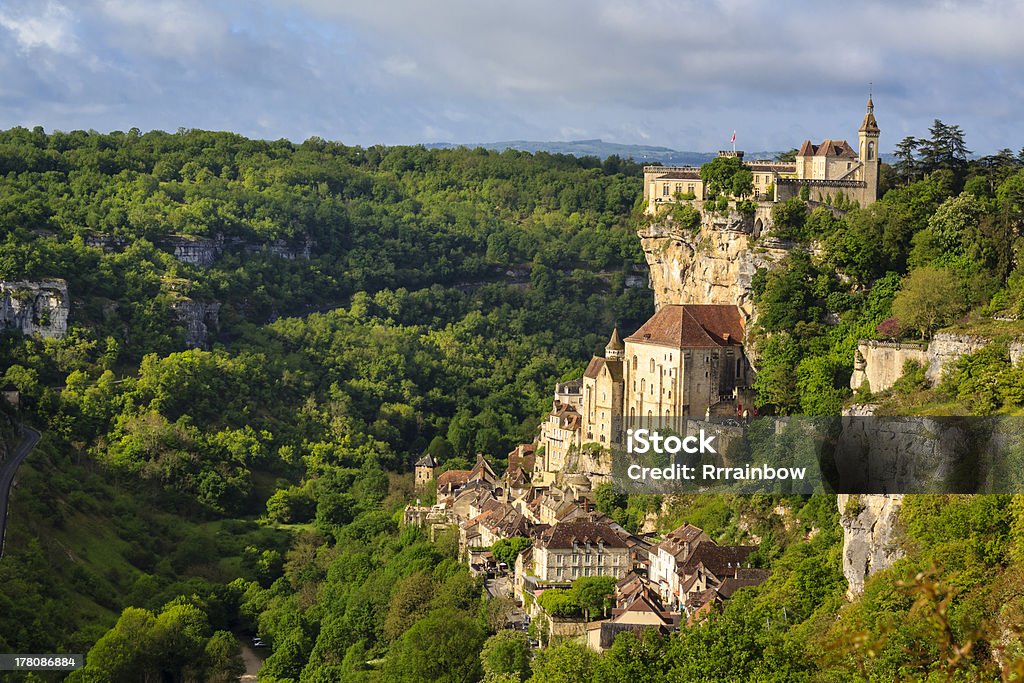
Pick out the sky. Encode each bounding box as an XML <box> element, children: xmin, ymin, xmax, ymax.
<box><xmin>1</xmin><ymin>0</ymin><xmax>1023</xmax><ymax>153</ymax></box>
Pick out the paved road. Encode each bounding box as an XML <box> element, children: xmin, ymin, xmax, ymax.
<box><xmin>0</xmin><ymin>425</ymin><xmax>41</xmax><ymax>559</ymax></box>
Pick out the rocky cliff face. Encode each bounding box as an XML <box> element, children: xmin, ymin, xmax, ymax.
<box><xmin>638</xmin><ymin>214</ymin><xmax>789</xmax><ymax>317</ymax></box>
<box><xmin>0</xmin><ymin>279</ymin><xmax>69</xmax><ymax>339</ymax></box>
<box><xmin>838</xmin><ymin>492</ymin><xmax>905</xmax><ymax>598</ymax></box>
<box><xmin>171</xmin><ymin>299</ymin><xmax>221</xmax><ymax>349</ymax></box>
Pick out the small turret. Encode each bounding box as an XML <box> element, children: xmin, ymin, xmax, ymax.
<box><xmin>605</xmin><ymin>328</ymin><xmax>624</xmax><ymax>361</ymax></box>
<box><xmin>415</xmin><ymin>452</ymin><xmax>436</xmax><ymax>490</ymax></box>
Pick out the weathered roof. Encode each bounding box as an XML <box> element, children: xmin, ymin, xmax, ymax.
<box><xmin>747</xmin><ymin>162</ymin><xmax>796</xmax><ymax>173</ymax></box>
<box><xmin>859</xmin><ymin>97</ymin><xmax>880</xmax><ymax>133</ymax></box>
<box><xmin>679</xmin><ymin>544</ymin><xmax>756</xmax><ymax>578</ymax></box>
<box><xmin>537</xmin><ymin>519</ymin><xmax>629</xmax><ymax>550</ymax></box>
<box><xmin>606</xmin><ymin>328</ymin><xmax>624</xmax><ymax>351</ymax></box>
<box><xmin>437</xmin><ymin>469</ymin><xmax>471</xmax><ymax>490</ymax></box>
<box><xmin>469</xmin><ymin>454</ymin><xmax>497</xmax><ymax>483</ymax></box>
<box><xmin>415</xmin><ymin>453</ymin><xmax>437</xmax><ymax>468</ymax></box>
<box><xmin>583</xmin><ymin>356</ymin><xmax>623</xmax><ymax>382</ymax></box>
<box><xmin>655</xmin><ymin>169</ymin><xmax>701</xmax><ymax>180</ymax></box>
<box><xmin>625</xmin><ymin>305</ymin><xmax>744</xmax><ymax>348</ymax></box>
<box><xmin>798</xmin><ymin>139</ymin><xmax>857</xmax><ymax>159</ymax></box>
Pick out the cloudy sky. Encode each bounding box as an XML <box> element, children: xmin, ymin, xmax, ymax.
<box><xmin>1</xmin><ymin>0</ymin><xmax>1022</xmax><ymax>153</ymax></box>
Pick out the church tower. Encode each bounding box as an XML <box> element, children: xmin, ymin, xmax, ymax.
<box><xmin>858</xmin><ymin>95</ymin><xmax>881</xmax><ymax>203</ymax></box>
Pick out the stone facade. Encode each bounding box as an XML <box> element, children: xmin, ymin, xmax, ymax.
<box><xmin>0</xmin><ymin>279</ymin><xmax>69</xmax><ymax>339</ymax></box>
<box><xmin>849</xmin><ymin>341</ymin><xmax>929</xmax><ymax>393</ymax></box>
<box><xmin>850</xmin><ymin>333</ymin><xmax>1024</xmax><ymax>393</ymax></box>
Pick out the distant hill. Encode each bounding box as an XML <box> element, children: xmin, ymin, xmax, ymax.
<box><xmin>425</xmin><ymin>139</ymin><xmax>785</xmax><ymax>166</ymax></box>
<box><xmin>424</xmin><ymin>139</ymin><xmax>900</xmax><ymax>167</ymax></box>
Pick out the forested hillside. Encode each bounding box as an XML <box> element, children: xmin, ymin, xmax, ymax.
<box><xmin>0</xmin><ymin>127</ymin><xmax>651</xmax><ymax>680</ymax></box>
<box><xmin>4</xmin><ymin>123</ymin><xmax>1024</xmax><ymax>682</ymax></box>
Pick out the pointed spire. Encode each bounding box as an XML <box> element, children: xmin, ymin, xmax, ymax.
<box><xmin>607</xmin><ymin>327</ymin><xmax>624</xmax><ymax>351</ymax></box>
<box><xmin>859</xmin><ymin>92</ymin><xmax>879</xmax><ymax>134</ymax></box>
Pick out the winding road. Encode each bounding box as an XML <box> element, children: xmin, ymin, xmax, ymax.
<box><xmin>0</xmin><ymin>425</ymin><xmax>40</xmax><ymax>559</ymax></box>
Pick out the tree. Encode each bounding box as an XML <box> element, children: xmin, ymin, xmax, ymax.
<box><xmin>491</xmin><ymin>537</ymin><xmax>532</xmax><ymax>568</ymax></box>
<box><xmin>570</xmin><ymin>576</ymin><xmax>617</xmax><ymax>621</ymax></box>
<box><xmin>384</xmin><ymin>572</ymin><xmax>435</xmax><ymax>642</ymax></box>
<box><xmin>892</xmin><ymin>267</ymin><xmax>967</xmax><ymax>338</ymax></box>
<box><xmin>480</xmin><ymin>630</ymin><xmax>531</xmax><ymax>682</ymax></box>
<box><xmin>381</xmin><ymin>609</ymin><xmax>486</xmax><ymax>683</ymax></box>
<box><xmin>770</xmin><ymin>199</ymin><xmax>808</xmax><ymax>241</ymax></box>
<box><xmin>699</xmin><ymin>155</ymin><xmax>747</xmax><ymax>197</ymax></box>
<box><xmin>528</xmin><ymin>640</ymin><xmax>599</xmax><ymax>683</ymax></box>
<box><xmin>893</xmin><ymin>136</ymin><xmax>921</xmax><ymax>183</ymax></box>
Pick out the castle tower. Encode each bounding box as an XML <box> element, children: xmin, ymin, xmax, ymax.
<box><xmin>858</xmin><ymin>95</ymin><xmax>881</xmax><ymax>203</ymax></box>
<box><xmin>415</xmin><ymin>452</ymin><xmax>436</xmax><ymax>490</ymax></box>
<box><xmin>605</xmin><ymin>328</ymin><xmax>624</xmax><ymax>361</ymax></box>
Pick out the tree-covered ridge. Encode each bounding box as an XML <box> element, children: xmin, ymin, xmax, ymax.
<box><xmin>0</xmin><ymin>126</ymin><xmax>647</xmax><ymax>359</ymax></box>
<box><xmin>0</xmin><ymin>127</ymin><xmax>653</xmax><ymax>679</ymax></box>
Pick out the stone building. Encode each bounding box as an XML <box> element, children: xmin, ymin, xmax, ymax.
<box><xmin>582</xmin><ymin>329</ymin><xmax>626</xmax><ymax>447</ymax></box>
<box><xmin>414</xmin><ymin>452</ymin><xmax>436</xmax><ymax>490</ymax></box>
<box><xmin>643</xmin><ymin>98</ymin><xmax>881</xmax><ymax>214</ymax></box>
<box><xmin>573</xmin><ymin>305</ymin><xmax>750</xmax><ymax>453</ymax></box>
<box><xmin>532</xmin><ymin>519</ymin><xmax>631</xmax><ymax>582</ymax></box>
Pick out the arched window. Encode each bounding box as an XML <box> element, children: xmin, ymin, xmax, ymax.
<box><xmin>868</xmin><ymin>141</ymin><xmax>875</xmax><ymax>160</ymax></box>
<box><xmin>650</xmin><ymin>358</ymin><xmax>655</xmax><ymax>373</ymax></box>
<box><xmin>632</xmin><ymin>356</ymin><xmax>638</xmax><ymax>371</ymax></box>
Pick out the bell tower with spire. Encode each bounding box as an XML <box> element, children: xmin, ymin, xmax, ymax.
<box><xmin>858</xmin><ymin>92</ymin><xmax>881</xmax><ymax>203</ymax></box>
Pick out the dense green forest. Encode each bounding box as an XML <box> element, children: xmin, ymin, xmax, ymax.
<box><xmin>3</xmin><ymin>122</ymin><xmax>1024</xmax><ymax>682</ymax></box>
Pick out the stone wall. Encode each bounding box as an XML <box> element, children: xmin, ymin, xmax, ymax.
<box><xmin>850</xmin><ymin>333</ymin><xmax>1024</xmax><ymax>393</ymax></box>
<box><xmin>0</xmin><ymin>279</ymin><xmax>69</xmax><ymax>339</ymax></box>
<box><xmin>849</xmin><ymin>341</ymin><xmax>928</xmax><ymax>392</ymax></box>
<box><xmin>925</xmin><ymin>333</ymin><xmax>1024</xmax><ymax>384</ymax></box>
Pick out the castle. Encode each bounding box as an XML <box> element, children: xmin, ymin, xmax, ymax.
<box><xmin>537</xmin><ymin>304</ymin><xmax>753</xmax><ymax>479</ymax></box>
<box><xmin>643</xmin><ymin>98</ymin><xmax>881</xmax><ymax>215</ymax></box>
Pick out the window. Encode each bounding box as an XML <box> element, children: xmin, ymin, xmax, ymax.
<box><xmin>868</xmin><ymin>141</ymin><xmax>875</xmax><ymax>160</ymax></box>
<box><xmin>632</xmin><ymin>356</ymin><xmax>638</xmax><ymax>371</ymax></box>
<box><xmin>662</xmin><ymin>184</ymin><xmax>670</xmax><ymax>196</ymax></box>
<box><xmin>687</xmin><ymin>183</ymin><xmax>694</xmax><ymax>193</ymax></box>
<box><xmin>650</xmin><ymin>358</ymin><xmax>655</xmax><ymax>373</ymax></box>
<box><xmin>675</xmin><ymin>183</ymin><xmax>682</xmax><ymax>194</ymax></box>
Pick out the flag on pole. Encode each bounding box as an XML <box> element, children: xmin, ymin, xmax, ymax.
<box><xmin>730</xmin><ymin>131</ymin><xmax>736</xmax><ymax>144</ymax></box>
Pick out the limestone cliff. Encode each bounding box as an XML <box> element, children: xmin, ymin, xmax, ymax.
<box><xmin>638</xmin><ymin>213</ymin><xmax>789</xmax><ymax>317</ymax></box>
<box><xmin>171</xmin><ymin>299</ymin><xmax>221</xmax><ymax>349</ymax></box>
<box><xmin>0</xmin><ymin>279</ymin><xmax>69</xmax><ymax>339</ymax></box>
<box><xmin>838</xmin><ymin>493</ymin><xmax>905</xmax><ymax>598</ymax></box>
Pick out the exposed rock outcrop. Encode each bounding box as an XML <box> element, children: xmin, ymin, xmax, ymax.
<box><xmin>638</xmin><ymin>215</ymin><xmax>789</xmax><ymax>317</ymax></box>
<box><xmin>171</xmin><ymin>299</ymin><xmax>220</xmax><ymax>349</ymax></box>
<box><xmin>0</xmin><ymin>279</ymin><xmax>69</xmax><ymax>339</ymax></box>
<box><xmin>838</xmin><ymin>492</ymin><xmax>905</xmax><ymax>598</ymax></box>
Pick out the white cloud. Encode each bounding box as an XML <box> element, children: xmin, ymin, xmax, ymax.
<box><xmin>0</xmin><ymin>1</ymin><xmax>76</xmax><ymax>53</ymax></box>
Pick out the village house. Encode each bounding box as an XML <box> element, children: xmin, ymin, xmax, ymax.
<box><xmin>586</xmin><ymin>583</ymin><xmax>681</xmax><ymax>652</ymax></box>
<box><xmin>531</xmin><ymin>518</ymin><xmax>631</xmax><ymax>582</ymax></box>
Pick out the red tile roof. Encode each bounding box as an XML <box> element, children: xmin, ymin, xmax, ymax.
<box><xmin>625</xmin><ymin>305</ymin><xmax>744</xmax><ymax>348</ymax></box>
